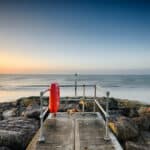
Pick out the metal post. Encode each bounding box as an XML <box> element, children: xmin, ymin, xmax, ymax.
<box><xmin>82</xmin><ymin>85</ymin><xmax>85</xmax><ymax>112</ymax></box>
<box><xmin>38</xmin><ymin>91</ymin><xmax>45</xmax><ymax>143</ymax></box>
<box><xmin>93</xmin><ymin>85</ymin><xmax>96</xmax><ymax>112</ymax></box>
<box><xmin>104</xmin><ymin>91</ymin><xmax>110</xmax><ymax>141</ymax></box>
<box><xmin>83</xmin><ymin>84</ymin><xmax>85</xmax><ymax>98</ymax></box>
<box><xmin>74</xmin><ymin>73</ymin><xmax>78</xmax><ymax>96</ymax></box>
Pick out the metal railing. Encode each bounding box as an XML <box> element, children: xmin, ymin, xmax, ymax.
<box><xmin>38</xmin><ymin>89</ymin><xmax>49</xmax><ymax>143</ymax></box>
<box><xmin>95</xmin><ymin>87</ymin><xmax>110</xmax><ymax>141</ymax></box>
<box><xmin>38</xmin><ymin>83</ymin><xmax>110</xmax><ymax>142</ymax></box>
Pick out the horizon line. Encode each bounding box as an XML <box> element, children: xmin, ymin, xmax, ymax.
<box><xmin>0</xmin><ymin>73</ymin><xmax>150</xmax><ymax>76</ymax></box>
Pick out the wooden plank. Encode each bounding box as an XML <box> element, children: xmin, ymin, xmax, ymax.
<box><xmin>27</xmin><ymin>112</ymin><xmax>122</xmax><ymax>150</ymax></box>
<box><xmin>36</xmin><ymin>118</ymin><xmax>74</xmax><ymax>150</ymax></box>
<box><xmin>76</xmin><ymin>119</ymin><xmax>115</xmax><ymax>150</ymax></box>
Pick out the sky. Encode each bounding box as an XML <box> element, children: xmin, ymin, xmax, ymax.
<box><xmin>0</xmin><ymin>0</ymin><xmax>150</xmax><ymax>74</ymax></box>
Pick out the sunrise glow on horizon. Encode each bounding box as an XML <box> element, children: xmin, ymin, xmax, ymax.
<box><xmin>0</xmin><ymin>0</ymin><xmax>150</xmax><ymax>74</ymax></box>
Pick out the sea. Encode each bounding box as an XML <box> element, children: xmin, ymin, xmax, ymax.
<box><xmin>0</xmin><ymin>74</ymin><xmax>150</xmax><ymax>104</ymax></box>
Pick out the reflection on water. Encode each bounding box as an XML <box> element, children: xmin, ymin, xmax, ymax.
<box><xmin>0</xmin><ymin>74</ymin><xmax>150</xmax><ymax>104</ymax></box>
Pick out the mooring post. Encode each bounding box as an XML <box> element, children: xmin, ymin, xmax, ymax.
<box><xmin>38</xmin><ymin>91</ymin><xmax>45</xmax><ymax>143</ymax></box>
<box><xmin>104</xmin><ymin>91</ymin><xmax>110</xmax><ymax>141</ymax></box>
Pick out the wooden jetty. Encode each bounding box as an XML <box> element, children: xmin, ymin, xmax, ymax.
<box><xmin>27</xmin><ymin>112</ymin><xmax>122</xmax><ymax>150</ymax></box>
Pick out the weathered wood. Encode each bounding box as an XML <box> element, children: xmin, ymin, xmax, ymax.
<box><xmin>27</xmin><ymin>112</ymin><xmax>122</xmax><ymax>150</ymax></box>
<box><xmin>77</xmin><ymin>119</ymin><xmax>115</xmax><ymax>150</ymax></box>
<box><xmin>36</xmin><ymin>117</ymin><xmax>74</xmax><ymax>150</ymax></box>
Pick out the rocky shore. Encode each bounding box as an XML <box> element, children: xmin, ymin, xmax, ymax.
<box><xmin>0</xmin><ymin>97</ymin><xmax>43</xmax><ymax>150</ymax></box>
<box><xmin>97</xmin><ymin>97</ymin><xmax>150</xmax><ymax>150</ymax></box>
<box><xmin>0</xmin><ymin>96</ymin><xmax>149</xmax><ymax>150</ymax></box>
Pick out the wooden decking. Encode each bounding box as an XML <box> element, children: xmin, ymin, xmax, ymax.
<box><xmin>27</xmin><ymin>112</ymin><xmax>122</xmax><ymax>150</ymax></box>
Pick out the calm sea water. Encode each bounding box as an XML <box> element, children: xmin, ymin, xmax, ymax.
<box><xmin>0</xmin><ymin>74</ymin><xmax>150</xmax><ymax>104</ymax></box>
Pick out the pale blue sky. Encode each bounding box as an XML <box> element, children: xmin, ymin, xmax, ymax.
<box><xmin>0</xmin><ymin>0</ymin><xmax>150</xmax><ymax>74</ymax></box>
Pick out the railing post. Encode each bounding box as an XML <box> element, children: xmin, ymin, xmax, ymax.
<box><xmin>83</xmin><ymin>84</ymin><xmax>85</xmax><ymax>98</ymax></box>
<box><xmin>93</xmin><ymin>85</ymin><xmax>96</xmax><ymax>112</ymax></box>
<box><xmin>104</xmin><ymin>91</ymin><xmax>110</xmax><ymax>141</ymax></box>
<box><xmin>74</xmin><ymin>73</ymin><xmax>78</xmax><ymax>96</ymax></box>
<box><xmin>38</xmin><ymin>91</ymin><xmax>45</xmax><ymax>143</ymax></box>
<box><xmin>82</xmin><ymin>85</ymin><xmax>85</xmax><ymax>112</ymax></box>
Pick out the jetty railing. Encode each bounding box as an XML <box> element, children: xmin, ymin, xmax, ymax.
<box><xmin>95</xmin><ymin>87</ymin><xmax>110</xmax><ymax>141</ymax></box>
<box><xmin>39</xmin><ymin>88</ymin><xmax>49</xmax><ymax>142</ymax></box>
<box><xmin>38</xmin><ymin>84</ymin><xmax>110</xmax><ymax>142</ymax></box>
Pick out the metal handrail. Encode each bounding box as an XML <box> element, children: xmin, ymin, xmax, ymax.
<box><xmin>38</xmin><ymin>88</ymin><xmax>49</xmax><ymax>143</ymax></box>
<box><xmin>38</xmin><ymin>83</ymin><xmax>110</xmax><ymax>142</ymax></box>
<box><xmin>60</xmin><ymin>84</ymin><xmax>96</xmax><ymax>87</ymax></box>
<box><xmin>95</xmin><ymin>99</ymin><xmax>108</xmax><ymax>117</ymax></box>
<box><xmin>95</xmin><ymin>85</ymin><xmax>110</xmax><ymax>141</ymax></box>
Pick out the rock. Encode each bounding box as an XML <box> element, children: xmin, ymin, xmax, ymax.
<box><xmin>109</xmin><ymin>117</ymin><xmax>139</xmax><ymax>141</ymax></box>
<box><xmin>64</xmin><ymin>103</ymin><xmax>76</xmax><ymax>110</ymax></box>
<box><xmin>120</xmin><ymin>107</ymin><xmax>139</xmax><ymax>118</ymax></box>
<box><xmin>0</xmin><ymin>102</ymin><xmax>17</xmax><ymax>113</ymax></box>
<box><xmin>0</xmin><ymin>111</ymin><xmax>3</xmax><ymax>120</ymax></box>
<box><xmin>125</xmin><ymin>141</ymin><xmax>149</xmax><ymax>150</ymax></box>
<box><xmin>26</xmin><ymin>100</ymin><xmax>40</xmax><ymax>110</ymax></box>
<box><xmin>109</xmin><ymin>98</ymin><xmax>119</xmax><ymax>110</ymax></box>
<box><xmin>141</xmin><ymin>131</ymin><xmax>150</xmax><ymax>147</ymax></box>
<box><xmin>2</xmin><ymin>108</ymin><xmax>17</xmax><ymax>119</ymax></box>
<box><xmin>16</xmin><ymin>97</ymin><xmax>40</xmax><ymax>115</ymax></box>
<box><xmin>138</xmin><ymin>107</ymin><xmax>150</xmax><ymax>115</ymax></box>
<box><xmin>0</xmin><ymin>117</ymin><xmax>39</xmax><ymax>150</ymax></box>
<box><xmin>16</xmin><ymin>97</ymin><xmax>46</xmax><ymax>116</ymax></box>
<box><xmin>24</xmin><ymin>109</ymin><xmax>40</xmax><ymax>120</ymax></box>
<box><xmin>22</xmin><ymin>100</ymin><xmax>41</xmax><ymax>120</ymax></box>
<box><xmin>67</xmin><ymin>108</ymin><xmax>79</xmax><ymax>115</ymax></box>
<box><xmin>132</xmin><ymin>114</ymin><xmax>150</xmax><ymax>131</ymax></box>
<box><xmin>118</xmin><ymin>99</ymin><xmax>143</xmax><ymax>109</ymax></box>
<box><xmin>17</xmin><ymin>97</ymin><xmax>40</xmax><ymax>108</ymax></box>
<box><xmin>0</xmin><ymin>146</ymin><xmax>11</xmax><ymax>150</ymax></box>
<box><xmin>128</xmin><ymin>108</ymin><xmax>139</xmax><ymax>117</ymax></box>
<box><xmin>120</xmin><ymin>108</ymin><xmax>130</xmax><ymax>116</ymax></box>
<box><xmin>11</xmin><ymin>102</ymin><xmax>17</xmax><ymax>107</ymax></box>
